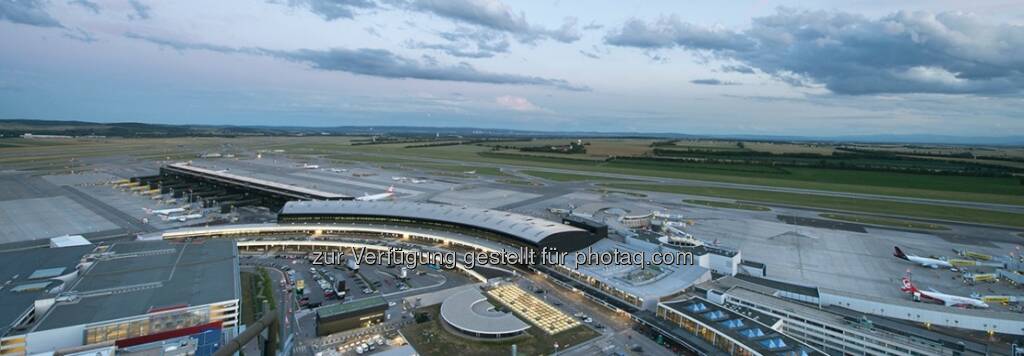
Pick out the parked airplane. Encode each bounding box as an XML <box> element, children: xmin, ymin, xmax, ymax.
<box><xmin>356</xmin><ymin>186</ymin><xmax>395</xmax><ymax>201</ymax></box>
<box><xmin>145</xmin><ymin>207</ymin><xmax>186</xmax><ymax>215</ymax></box>
<box><xmin>894</xmin><ymin>246</ymin><xmax>952</xmax><ymax>269</ymax></box>
<box><xmin>392</xmin><ymin>176</ymin><xmax>408</xmax><ymax>182</ymax></box>
<box><xmin>173</xmin><ymin>214</ymin><xmax>204</xmax><ymax>222</ymax></box>
<box><xmin>329</xmin><ymin>168</ymin><xmax>347</xmax><ymax>173</ymax></box>
<box><xmin>302</xmin><ymin>164</ymin><xmax>320</xmax><ymax>169</ymax></box>
<box><xmin>410</xmin><ymin>178</ymin><xmax>427</xmax><ymax>184</ymax></box>
<box><xmin>900</xmin><ymin>276</ymin><xmax>989</xmax><ymax>308</ymax></box>
<box><xmin>463</xmin><ymin>170</ymin><xmax>476</xmax><ymax>175</ymax></box>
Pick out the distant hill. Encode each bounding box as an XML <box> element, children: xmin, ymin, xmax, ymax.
<box><xmin>1</xmin><ymin>119</ymin><xmax>1022</xmax><ymax>146</ymax></box>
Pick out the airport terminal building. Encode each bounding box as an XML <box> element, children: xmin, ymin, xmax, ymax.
<box><xmin>278</xmin><ymin>200</ymin><xmax>602</xmax><ymax>252</ymax></box>
<box><xmin>0</xmin><ymin>239</ymin><xmax>240</xmax><ymax>355</ymax></box>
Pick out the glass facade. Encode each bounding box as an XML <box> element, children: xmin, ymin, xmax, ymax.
<box><xmin>83</xmin><ymin>303</ymin><xmax>234</xmax><ymax>345</ymax></box>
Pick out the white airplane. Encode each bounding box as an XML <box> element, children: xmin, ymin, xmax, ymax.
<box><xmin>463</xmin><ymin>170</ymin><xmax>476</xmax><ymax>175</ymax></box>
<box><xmin>145</xmin><ymin>207</ymin><xmax>186</xmax><ymax>215</ymax></box>
<box><xmin>167</xmin><ymin>213</ymin><xmax>203</xmax><ymax>222</ymax></box>
<box><xmin>355</xmin><ymin>186</ymin><xmax>395</xmax><ymax>201</ymax></box>
<box><xmin>900</xmin><ymin>276</ymin><xmax>989</xmax><ymax>308</ymax></box>
<box><xmin>302</xmin><ymin>164</ymin><xmax>320</xmax><ymax>169</ymax></box>
<box><xmin>409</xmin><ymin>178</ymin><xmax>427</xmax><ymax>184</ymax></box>
<box><xmin>330</xmin><ymin>168</ymin><xmax>347</xmax><ymax>173</ymax></box>
<box><xmin>894</xmin><ymin>246</ymin><xmax>952</xmax><ymax>269</ymax></box>
<box><xmin>392</xmin><ymin>176</ymin><xmax>408</xmax><ymax>182</ymax></box>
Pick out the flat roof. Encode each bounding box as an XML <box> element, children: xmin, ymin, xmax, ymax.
<box><xmin>568</xmin><ymin>239</ymin><xmax>710</xmax><ymax>301</ymax></box>
<box><xmin>317</xmin><ymin>296</ymin><xmax>387</xmax><ymax>319</ymax></box>
<box><xmin>661</xmin><ymin>297</ymin><xmax>825</xmax><ymax>356</ymax></box>
<box><xmin>724</xmin><ymin>286</ymin><xmax>991</xmax><ymax>355</ymax></box>
<box><xmin>32</xmin><ymin>239</ymin><xmax>239</xmax><ymax>332</ymax></box>
<box><xmin>281</xmin><ymin>200</ymin><xmax>587</xmax><ymax>245</ymax></box>
<box><xmin>440</xmin><ymin>287</ymin><xmax>530</xmax><ymax>335</ymax></box>
<box><xmin>0</xmin><ymin>244</ymin><xmax>94</xmax><ymax>336</ymax></box>
<box><xmin>165</xmin><ymin>162</ymin><xmax>349</xmax><ymax>199</ymax></box>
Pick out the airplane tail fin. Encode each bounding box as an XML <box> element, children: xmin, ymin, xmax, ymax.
<box><xmin>900</xmin><ymin>276</ymin><xmax>918</xmax><ymax>293</ymax></box>
<box><xmin>893</xmin><ymin>246</ymin><xmax>909</xmax><ymax>260</ymax></box>
<box><xmin>387</xmin><ymin>185</ymin><xmax>394</xmax><ymax>193</ymax></box>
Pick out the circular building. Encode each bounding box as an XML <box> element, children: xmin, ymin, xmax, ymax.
<box><xmin>440</xmin><ymin>287</ymin><xmax>530</xmax><ymax>339</ymax></box>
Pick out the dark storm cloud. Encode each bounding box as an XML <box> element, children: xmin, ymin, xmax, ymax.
<box><xmin>403</xmin><ymin>0</ymin><xmax>580</xmax><ymax>43</ymax></box>
<box><xmin>605</xmin><ymin>8</ymin><xmax>1024</xmax><ymax>95</ymax></box>
<box><xmin>128</xmin><ymin>0</ymin><xmax>150</xmax><ymax>19</ymax></box>
<box><xmin>0</xmin><ymin>0</ymin><xmax>62</xmax><ymax>27</ymax></box>
<box><xmin>277</xmin><ymin>0</ymin><xmax>377</xmax><ymax>20</ymax></box>
<box><xmin>125</xmin><ymin>33</ymin><xmax>589</xmax><ymax>91</ymax></box>
<box><xmin>68</xmin><ymin>0</ymin><xmax>100</xmax><ymax>14</ymax></box>
<box><xmin>691</xmin><ymin>78</ymin><xmax>739</xmax><ymax>86</ymax></box>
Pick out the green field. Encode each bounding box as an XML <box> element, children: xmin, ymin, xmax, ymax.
<box><xmin>683</xmin><ymin>199</ymin><xmax>770</xmax><ymax>211</ymax></box>
<box><xmin>240</xmin><ymin>268</ymin><xmax>278</xmax><ymax>324</ymax></box>
<box><xmin>520</xmin><ymin>170</ymin><xmax>636</xmax><ymax>182</ymax></box>
<box><xmin>338</xmin><ymin>144</ymin><xmax>1024</xmax><ymax>206</ymax></box>
<box><xmin>409</xmin><ymin>163</ymin><xmax>506</xmax><ymax>176</ymax></box>
<box><xmin>5</xmin><ymin>136</ymin><xmax>1021</xmax><ymax>208</ymax></box>
<box><xmin>401</xmin><ymin>305</ymin><xmax>599</xmax><ymax>356</ymax></box>
<box><xmin>587</xmin><ymin>188</ymin><xmax>647</xmax><ymax>197</ymax></box>
<box><xmin>819</xmin><ymin>213</ymin><xmax>949</xmax><ymax>230</ymax></box>
<box><xmin>602</xmin><ymin>183</ymin><xmax>1024</xmax><ymax>228</ymax></box>
<box><xmin>497</xmin><ymin>178</ymin><xmax>540</xmax><ymax>186</ymax></box>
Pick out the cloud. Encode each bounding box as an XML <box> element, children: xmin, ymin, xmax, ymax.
<box><xmin>276</xmin><ymin>0</ymin><xmax>376</xmax><ymax>20</ymax></box>
<box><xmin>405</xmin><ymin>0</ymin><xmax>580</xmax><ymax>43</ymax></box>
<box><xmin>721</xmin><ymin>64</ymin><xmax>754</xmax><ymax>74</ymax></box>
<box><xmin>605</xmin><ymin>15</ymin><xmax>754</xmax><ymax>51</ymax></box>
<box><xmin>64</xmin><ymin>27</ymin><xmax>97</xmax><ymax>42</ymax></box>
<box><xmin>582</xmin><ymin>20</ymin><xmax>602</xmax><ymax>31</ymax></box>
<box><xmin>68</xmin><ymin>0</ymin><xmax>100</xmax><ymax>14</ymax></box>
<box><xmin>605</xmin><ymin>8</ymin><xmax>1024</xmax><ymax>95</ymax></box>
<box><xmin>579</xmin><ymin>50</ymin><xmax>600</xmax><ymax>59</ymax></box>
<box><xmin>128</xmin><ymin>0</ymin><xmax>151</xmax><ymax>20</ymax></box>
<box><xmin>410</xmin><ymin>27</ymin><xmax>510</xmax><ymax>58</ymax></box>
<box><xmin>125</xmin><ymin>33</ymin><xmax>589</xmax><ymax>91</ymax></box>
<box><xmin>691</xmin><ymin>78</ymin><xmax>740</xmax><ymax>86</ymax></box>
<box><xmin>0</xmin><ymin>0</ymin><xmax>62</xmax><ymax>27</ymax></box>
<box><xmin>407</xmin><ymin>40</ymin><xmax>495</xmax><ymax>58</ymax></box>
<box><xmin>495</xmin><ymin>95</ymin><xmax>541</xmax><ymax>111</ymax></box>
<box><xmin>543</xmin><ymin>17</ymin><xmax>581</xmax><ymax>43</ymax></box>
<box><xmin>276</xmin><ymin>48</ymin><xmax>588</xmax><ymax>90</ymax></box>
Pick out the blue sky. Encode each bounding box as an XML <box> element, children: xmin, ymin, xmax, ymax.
<box><xmin>0</xmin><ymin>0</ymin><xmax>1022</xmax><ymax>136</ymax></box>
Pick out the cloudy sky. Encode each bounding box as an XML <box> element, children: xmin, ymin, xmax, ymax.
<box><xmin>1</xmin><ymin>0</ymin><xmax>1022</xmax><ymax>136</ymax></box>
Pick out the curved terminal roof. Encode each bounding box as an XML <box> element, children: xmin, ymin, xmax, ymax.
<box><xmin>440</xmin><ymin>287</ymin><xmax>530</xmax><ymax>335</ymax></box>
<box><xmin>281</xmin><ymin>201</ymin><xmax>587</xmax><ymax>245</ymax></box>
